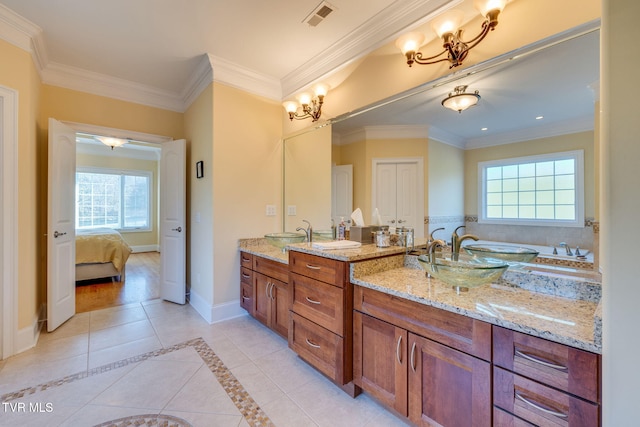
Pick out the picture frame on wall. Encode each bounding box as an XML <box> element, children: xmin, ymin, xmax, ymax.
<box><xmin>196</xmin><ymin>161</ymin><xmax>204</xmax><ymax>179</ymax></box>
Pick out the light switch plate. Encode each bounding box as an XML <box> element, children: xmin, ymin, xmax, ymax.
<box><xmin>266</xmin><ymin>204</ymin><xmax>276</xmax><ymax>216</ymax></box>
<box><xmin>288</xmin><ymin>205</ymin><xmax>297</xmax><ymax>216</ymax></box>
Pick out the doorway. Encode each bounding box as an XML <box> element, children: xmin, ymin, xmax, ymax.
<box><xmin>372</xmin><ymin>157</ymin><xmax>425</xmax><ymax>238</ymax></box>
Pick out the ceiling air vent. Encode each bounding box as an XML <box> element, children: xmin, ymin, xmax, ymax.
<box><xmin>304</xmin><ymin>2</ymin><xmax>336</xmax><ymax>27</ymax></box>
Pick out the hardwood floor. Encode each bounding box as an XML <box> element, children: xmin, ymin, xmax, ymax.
<box><xmin>75</xmin><ymin>252</ymin><xmax>160</xmax><ymax>313</ymax></box>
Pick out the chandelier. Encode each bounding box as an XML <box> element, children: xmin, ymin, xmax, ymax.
<box><xmin>396</xmin><ymin>0</ymin><xmax>509</xmax><ymax>69</ymax></box>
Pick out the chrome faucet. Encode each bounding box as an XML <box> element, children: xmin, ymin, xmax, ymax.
<box><xmin>429</xmin><ymin>227</ymin><xmax>445</xmax><ymax>244</ymax></box>
<box><xmin>296</xmin><ymin>220</ymin><xmax>313</xmax><ymax>243</ymax></box>
<box><xmin>451</xmin><ymin>225</ymin><xmax>479</xmax><ymax>261</ymax></box>
<box><xmin>558</xmin><ymin>242</ymin><xmax>573</xmax><ymax>256</ymax></box>
<box><xmin>425</xmin><ymin>239</ymin><xmax>447</xmax><ymax>278</ymax></box>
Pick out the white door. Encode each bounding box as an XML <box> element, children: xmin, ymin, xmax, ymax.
<box><xmin>47</xmin><ymin>119</ymin><xmax>76</xmax><ymax>331</ymax></box>
<box><xmin>160</xmin><ymin>139</ymin><xmax>186</xmax><ymax>304</ymax></box>
<box><xmin>372</xmin><ymin>159</ymin><xmax>424</xmax><ymax>237</ymax></box>
<box><xmin>331</xmin><ymin>165</ymin><xmax>353</xmax><ymax>226</ymax></box>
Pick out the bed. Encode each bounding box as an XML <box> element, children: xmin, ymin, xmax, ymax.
<box><xmin>75</xmin><ymin>228</ymin><xmax>132</xmax><ymax>282</ymax></box>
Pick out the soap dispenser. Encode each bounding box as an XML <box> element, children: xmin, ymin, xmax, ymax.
<box><xmin>338</xmin><ymin>217</ymin><xmax>346</xmax><ymax>240</ymax></box>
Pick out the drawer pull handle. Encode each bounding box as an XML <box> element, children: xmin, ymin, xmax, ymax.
<box><xmin>242</xmin><ymin>257</ymin><xmax>250</xmax><ymax>262</ymax></box>
<box><xmin>241</xmin><ymin>295</ymin><xmax>250</xmax><ymax>301</ymax></box>
<box><xmin>410</xmin><ymin>341</ymin><xmax>417</xmax><ymax>373</ymax></box>
<box><xmin>396</xmin><ymin>335</ymin><xmax>403</xmax><ymax>364</ymax></box>
<box><xmin>305</xmin><ymin>338</ymin><xmax>321</xmax><ymax>349</ymax></box>
<box><xmin>305</xmin><ymin>297</ymin><xmax>321</xmax><ymax>305</ymax></box>
<box><xmin>241</xmin><ymin>273</ymin><xmax>250</xmax><ymax>279</ymax></box>
<box><xmin>515</xmin><ymin>349</ymin><xmax>568</xmax><ymax>371</ymax></box>
<box><xmin>515</xmin><ymin>393</ymin><xmax>568</xmax><ymax>418</ymax></box>
<box><xmin>306</xmin><ymin>264</ymin><xmax>321</xmax><ymax>270</ymax></box>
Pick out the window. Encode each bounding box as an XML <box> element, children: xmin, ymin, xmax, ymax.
<box><xmin>76</xmin><ymin>167</ymin><xmax>152</xmax><ymax>231</ymax></box>
<box><xmin>478</xmin><ymin>150</ymin><xmax>584</xmax><ymax>227</ymax></box>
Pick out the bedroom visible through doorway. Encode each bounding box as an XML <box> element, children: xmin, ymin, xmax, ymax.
<box><xmin>75</xmin><ymin>251</ymin><xmax>160</xmax><ymax>313</ymax></box>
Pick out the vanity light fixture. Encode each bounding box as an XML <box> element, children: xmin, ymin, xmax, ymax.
<box><xmin>441</xmin><ymin>85</ymin><xmax>481</xmax><ymax>113</ymax></box>
<box><xmin>283</xmin><ymin>84</ymin><xmax>329</xmax><ymax>122</ymax></box>
<box><xmin>96</xmin><ymin>136</ymin><xmax>128</xmax><ymax>150</ymax></box>
<box><xmin>396</xmin><ymin>0</ymin><xmax>509</xmax><ymax>69</ymax></box>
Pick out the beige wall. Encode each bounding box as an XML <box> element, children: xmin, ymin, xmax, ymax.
<box><xmin>76</xmin><ymin>152</ymin><xmax>160</xmax><ymax>249</ymax></box>
<box><xmin>0</xmin><ymin>39</ymin><xmax>42</xmax><ymax>329</ymax></box>
<box><xmin>211</xmin><ymin>82</ymin><xmax>282</xmax><ymax>306</ymax></box>
<box><xmin>464</xmin><ymin>131</ymin><xmax>596</xmax><ymax>218</ymax></box>
<box><xmin>184</xmin><ymin>83</ymin><xmax>214</xmax><ymax>304</ymax></box>
<box><xmin>427</xmin><ymin>140</ymin><xmax>465</xmax><ymax>238</ymax></box>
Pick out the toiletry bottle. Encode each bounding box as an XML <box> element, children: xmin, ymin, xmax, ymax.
<box><xmin>338</xmin><ymin>217</ymin><xmax>346</xmax><ymax>240</ymax></box>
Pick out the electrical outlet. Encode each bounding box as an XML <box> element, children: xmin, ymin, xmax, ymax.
<box><xmin>288</xmin><ymin>205</ymin><xmax>297</xmax><ymax>216</ymax></box>
<box><xmin>266</xmin><ymin>204</ymin><xmax>276</xmax><ymax>216</ymax></box>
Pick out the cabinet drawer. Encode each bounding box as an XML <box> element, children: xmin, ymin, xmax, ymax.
<box><xmin>240</xmin><ymin>281</ymin><xmax>253</xmax><ymax>314</ymax></box>
<box><xmin>290</xmin><ymin>272</ymin><xmax>344</xmax><ymax>335</ymax></box>
<box><xmin>354</xmin><ymin>286</ymin><xmax>491</xmax><ymax>361</ymax></box>
<box><xmin>240</xmin><ymin>267</ymin><xmax>253</xmax><ymax>285</ymax></box>
<box><xmin>493</xmin><ymin>326</ymin><xmax>600</xmax><ymax>403</ymax></box>
<box><xmin>240</xmin><ymin>252</ymin><xmax>253</xmax><ymax>268</ymax></box>
<box><xmin>289</xmin><ymin>251</ymin><xmax>346</xmax><ymax>287</ymax></box>
<box><xmin>253</xmin><ymin>255</ymin><xmax>289</xmax><ymax>283</ymax></box>
<box><xmin>289</xmin><ymin>312</ymin><xmax>344</xmax><ymax>383</ymax></box>
<box><xmin>494</xmin><ymin>367</ymin><xmax>599</xmax><ymax>427</ymax></box>
<box><xmin>493</xmin><ymin>407</ymin><xmax>535</xmax><ymax>426</ymax></box>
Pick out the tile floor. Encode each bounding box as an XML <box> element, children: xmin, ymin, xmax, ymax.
<box><xmin>0</xmin><ymin>300</ymin><xmax>410</xmax><ymax>427</ymax></box>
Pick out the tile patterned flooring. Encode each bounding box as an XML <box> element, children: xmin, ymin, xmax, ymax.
<box><xmin>0</xmin><ymin>300</ymin><xmax>409</xmax><ymax>427</ymax></box>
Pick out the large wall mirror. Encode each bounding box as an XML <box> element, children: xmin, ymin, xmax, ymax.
<box><xmin>284</xmin><ymin>21</ymin><xmax>599</xmax><ymax>255</ymax></box>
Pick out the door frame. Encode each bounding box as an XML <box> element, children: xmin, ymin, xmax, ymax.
<box><xmin>1</xmin><ymin>86</ymin><xmax>18</xmax><ymax>359</ymax></box>
<box><xmin>371</xmin><ymin>157</ymin><xmax>425</xmax><ymax>238</ymax></box>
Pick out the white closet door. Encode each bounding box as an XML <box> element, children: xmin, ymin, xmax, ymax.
<box><xmin>374</xmin><ymin>163</ymin><xmax>398</xmax><ymax>228</ymax></box>
<box><xmin>396</xmin><ymin>162</ymin><xmax>418</xmax><ymax>230</ymax></box>
<box><xmin>332</xmin><ymin>165</ymin><xmax>353</xmax><ymax>226</ymax></box>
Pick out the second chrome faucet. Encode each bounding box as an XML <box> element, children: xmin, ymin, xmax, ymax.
<box><xmin>451</xmin><ymin>225</ymin><xmax>479</xmax><ymax>261</ymax></box>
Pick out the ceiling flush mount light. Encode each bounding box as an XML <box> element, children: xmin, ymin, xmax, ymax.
<box><xmin>283</xmin><ymin>84</ymin><xmax>328</xmax><ymax>122</ymax></box>
<box><xmin>96</xmin><ymin>136</ymin><xmax>128</xmax><ymax>150</ymax></box>
<box><xmin>396</xmin><ymin>0</ymin><xmax>509</xmax><ymax>69</ymax></box>
<box><xmin>441</xmin><ymin>85</ymin><xmax>481</xmax><ymax>113</ymax></box>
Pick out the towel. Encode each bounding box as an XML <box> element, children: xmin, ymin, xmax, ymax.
<box><xmin>312</xmin><ymin>240</ymin><xmax>362</xmax><ymax>250</ymax></box>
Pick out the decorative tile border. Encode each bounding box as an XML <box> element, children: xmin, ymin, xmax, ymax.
<box><xmin>1</xmin><ymin>338</ymin><xmax>275</xmax><ymax>427</ymax></box>
<box><xmin>94</xmin><ymin>414</ymin><xmax>193</xmax><ymax>427</ymax></box>
<box><xmin>425</xmin><ymin>216</ymin><xmax>465</xmax><ymax>225</ymax></box>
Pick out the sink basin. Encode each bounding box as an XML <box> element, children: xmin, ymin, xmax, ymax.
<box><xmin>463</xmin><ymin>244</ymin><xmax>539</xmax><ymax>265</ymax></box>
<box><xmin>312</xmin><ymin>229</ymin><xmax>335</xmax><ymax>241</ymax></box>
<box><xmin>417</xmin><ymin>253</ymin><xmax>508</xmax><ymax>291</ymax></box>
<box><xmin>264</xmin><ymin>232</ymin><xmax>306</xmax><ymax>252</ymax></box>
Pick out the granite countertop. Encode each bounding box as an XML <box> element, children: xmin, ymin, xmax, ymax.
<box><xmin>238</xmin><ymin>238</ymin><xmax>289</xmax><ymax>264</ymax></box>
<box><xmin>351</xmin><ymin>255</ymin><xmax>602</xmax><ymax>354</ymax></box>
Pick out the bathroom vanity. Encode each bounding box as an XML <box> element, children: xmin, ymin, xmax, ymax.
<box><xmin>238</xmin><ymin>238</ymin><xmax>602</xmax><ymax>426</ymax></box>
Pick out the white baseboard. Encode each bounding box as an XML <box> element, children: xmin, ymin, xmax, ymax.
<box><xmin>130</xmin><ymin>245</ymin><xmax>159</xmax><ymax>253</ymax></box>
<box><xmin>189</xmin><ymin>289</ymin><xmax>247</xmax><ymax>324</ymax></box>
<box><xmin>16</xmin><ymin>303</ymin><xmax>45</xmax><ymax>354</ymax></box>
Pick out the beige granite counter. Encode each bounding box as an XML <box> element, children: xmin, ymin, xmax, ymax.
<box><xmin>351</xmin><ymin>256</ymin><xmax>602</xmax><ymax>354</ymax></box>
<box><xmin>238</xmin><ymin>238</ymin><xmax>289</xmax><ymax>264</ymax></box>
<box><xmin>285</xmin><ymin>238</ymin><xmax>430</xmax><ymax>262</ymax></box>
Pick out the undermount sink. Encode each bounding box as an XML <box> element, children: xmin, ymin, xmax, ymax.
<box><xmin>463</xmin><ymin>244</ymin><xmax>539</xmax><ymax>265</ymax></box>
<box><xmin>417</xmin><ymin>253</ymin><xmax>509</xmax><ymax>292</ymax></box>
<box><xmin>264</xmin><ymin>232</ymin><xmax>306</xmax><ymax>252</ymax></box>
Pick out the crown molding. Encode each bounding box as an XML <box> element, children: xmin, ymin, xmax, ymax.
<box><xmin>334</xmin><ymin>128</ymin><xmax>366</xmax><ymax>145</ymax></box>
<box><xmin>364</xmin><ymin>125</ymin><xmax>429</xmax><ymax>140</ymax></box>
<box><xmin>281</xmin><ymin>0</ymin><xmax>458</xmax><ymax>98</ymax></box>
<box><xmin>427</xmin><ymin>126</ymin><xmax>466</xmax><ymax>149</ymax></box>
<box><xmin>181</xmin><ymin>54</ymin><xmax>214</xmax><ymax>110</ymax></box>
<box><xmin>0</xmin><ymin>4</ymin><xmax>40</xmax><ymax>52</ymax></box>
<box><xmin>209</xmin><ymin>54</ymin><xmax>282</xmax><ymax>101</ymax></box>
<box><xmin>465</xmin><ymin>116</ymin><xmax>595</xmax><ymax>150</ymax></box>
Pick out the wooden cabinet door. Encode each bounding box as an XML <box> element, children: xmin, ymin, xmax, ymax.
<box><xmin>408</xmin><ymin>333</ymin><xmax>491</xmax><ymax>427</ymax></box>
<box><xmin>271</xmin><ymin>278</ymin><xmax>289</xmax><ymax>338</ymax></box>
<box><xmin>253</xmin><ymin>272</ymin><xmax>270</xmax><ymax>326</ymax></box>
<box><xmin>354</xmin><ymin>312</ymin><xmax>408</xmax><ymax>416</ymax></box>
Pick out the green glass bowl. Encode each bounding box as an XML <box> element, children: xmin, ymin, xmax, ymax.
<box><xmin>417</xmin><ymin>253</ymin><xmax>508</xmax><ymax>289</ymax></box>
<box><xmin>264</xmin><ymin>232</ymin><xmax>306</xmax><ymax>251</ymax></box>
<box><xmin>463</xmin><ymin>244</ymin><xmax>539</xmax><ymax>264</ymax></box>
<box><xmin>312</xmin><ymin>229</ymin><xmax>335</xmax><ymax>241</ymax></box>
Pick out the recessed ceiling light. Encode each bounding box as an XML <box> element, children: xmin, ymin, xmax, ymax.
<box><xmin>481</xmin><ymin>127</ymin><xmax>488</xmax><ymax>131</ymax></box>
<box><xmin>536</xmin><ymin>116</ymin><xmax>544</xmax><ymax>120</ymax></box>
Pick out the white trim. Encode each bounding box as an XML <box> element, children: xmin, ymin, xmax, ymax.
<box><xmin>15</xmin><ymin>303</ymin><xmax>45</xmax><ymax>355</ymax></box>
<box><xmin>65</xmin><ymin>122</ymin><xmax>173</xmax><ymax>144</ymax></box>
<box><xmin>209</xmin><ymin>54</ymin><xmax>282</xmax><ymax>102</ymax></box>
<box><xmin>477</xmin><ymin>150</ymin><xmax>585</xmax><ymax>227</ymax></box>
<box><xmin>371</xmin><ymin>157</ymin><xmax>425</xmax><ymax>239</ymax></box>
<box><xmin>130</xmin><ymin>245</ymin><xmax>160</xmax><ymax>253</ymax></box>
<box><xmin>1</xmin><ymin>85</ymin><xmax>18</xmax><ymax>359</ymax></box>
<box><xmin>188</xmin><ymin>289</ymin><xmax>247</xmax><ymax>325</ymax></box>
<box><xmin>188</xmin><ymin>288</ymin><xmax>212</xmax><ymax>323</ymax></box>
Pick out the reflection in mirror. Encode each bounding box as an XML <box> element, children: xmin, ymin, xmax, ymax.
<box><xmin>283</xmin><ymin>125</ymin><xmax>333</xmax><ymax>233</ymax></box>
<box><xmin>285</xmin><ymin>22</ymin><xmax>600</xmax><ymax>270</ymax></box>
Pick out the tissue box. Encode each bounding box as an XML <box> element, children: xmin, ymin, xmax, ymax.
<box><xmin>348</xmin><ymin>226</ymin><xmax>373</xmax><ymax>244</ymax></box>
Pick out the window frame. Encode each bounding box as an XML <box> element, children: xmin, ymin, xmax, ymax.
<box><xmin>75</xmin><ymin>166</ymin><xmax>153</xmax><ymax>232</ymax></box>
<box><xmin>477</xmin><ymin>150</ymin><xmax>585</xmax><ymax>228</ymax></box>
